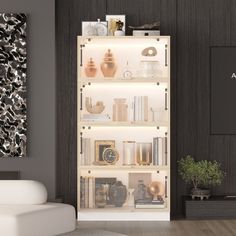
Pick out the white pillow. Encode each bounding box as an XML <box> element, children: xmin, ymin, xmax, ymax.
<box><xmin>0</xmin><ymin>180</ymin><xmax>47</xmax><ymax>205</ymax></box>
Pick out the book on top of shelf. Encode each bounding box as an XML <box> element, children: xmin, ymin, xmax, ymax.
<box><xmin>135</xmin><ymin>204</ymin><xmax>165</xmax><ymax>209</ymax></box>
<box><xmin>82</xmin><ymin>114</ymin><xmax>111</xmax><ymax>121</ymax></box>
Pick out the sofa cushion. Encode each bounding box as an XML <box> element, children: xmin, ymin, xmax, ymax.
<box><xmin>0</xmin><ymin>203</ymin><xmax>76</xmax><ymax>236</ymax></box>
<box><xmin>0</xmin><ymin>180</ymin><xmax>47</xmax><ymax>204</ymax></box>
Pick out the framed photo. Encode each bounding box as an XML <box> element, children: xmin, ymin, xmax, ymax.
<box><xmin>106</xmin><ymin>15</ymin><xmax>126</xmax><ymax>36</ymax></box>
<box><xmin>94</xmin><ymin>140</ymin><xmax>115</xmax><ymax>164</ymax></box>
<box><xmin>82</xmin><ymin>21</ymin><xmax>108</xmax><ymax>36</ymax></box>
<box><xmin>95</xmin><ymin>177</ymin><xmax>117</xmax><ymax>207</ymax></box>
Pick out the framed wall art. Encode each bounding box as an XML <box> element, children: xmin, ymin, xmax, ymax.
<box><xmin>106</xmin><ymin>15</ymin><xmax>126</xmax><ymax>36</ymax></box>
<box><xmin>0</xmin><ymin>13</ymin><xmax>27</xmax><ymax>157</ymax></box>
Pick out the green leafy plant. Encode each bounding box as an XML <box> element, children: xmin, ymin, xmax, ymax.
<box><xmin>178</xmin><ymin>155</ymin><xmax>225</xmax><ymax>189</ymax></box>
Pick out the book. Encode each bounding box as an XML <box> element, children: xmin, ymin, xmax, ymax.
<box><xmin>84</xmin><ymin>177</ymin><xmax>89</xmax><ymax>208</ymax></box>
<box><xmin>158</xmin><ymin>137</ymin><xmax>163</xmax><ymax>166</ymax></box>
<box><xmin>153</xmin><ymin>137</ymin><xmax>158</xmax><ymax>165</ymax></box>
<box><xmin>88</xmin><ymin>177</ymin><xmax>95</xmax><ymax>208</ymax></box>
<box><xmin>135</xmin><ymin>204</ymin><xmax>165</xmax><ymax>209</ymax></box>
<box><xmin>144</xmin><ymin>96</ymin><xmax>148</xmax><ymax>122</ymax></box>
<box><xmin>82</xmin><ymin>114</ymin><xmax>110</xmax><ymax>121</ymax></box>
<box><xmin>80</xmin><ymin>138</ymin><xmax>91</xmax><ymax>165</ymax></box>
<box><xmin>80</xmin><ymin>177</ymin><xmax>85</xmax><ymax>208</ymax></box>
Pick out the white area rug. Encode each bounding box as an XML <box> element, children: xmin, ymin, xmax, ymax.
<box><xmin>61</xmin><ymin>229</ymin><xmax>127</xmax><ymax>236</ymax></box>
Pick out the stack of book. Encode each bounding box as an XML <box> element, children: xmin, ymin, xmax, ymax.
<box><xmin>82</xmin><ymin>114</ymin><xmax>110</xmax><ymax>122</ymax></box>
<box><xmin>135</xmin><ymin>198</ymin><xmax>165</xmax><ymax>209</ymax></box>
<box><xmin>153</xmin><ymin>137</ymin><xmax>167</xmax><ymax>166</ymax></box>
<box><xmin>80</xmin><ymin>176</ymin><xmax>95</xmax><ymax>209</ymax></box>
<box><xmin>80</xmin><ymin>138</ymin><xmax>91</xmax><ymax>165</ymax></box>
<box><xmin>130</xmin><ymin>96</ymin><xmax>148</xmax><ymax>122</ymax></box>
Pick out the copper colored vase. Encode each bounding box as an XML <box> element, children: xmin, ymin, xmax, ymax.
<box><xmin>84</xmin><ymin>58</ymin><xmax>97</xmax><ymax>77</ymax></box>
<box><xmin>100</xmin><ymin>49</ymin><xmax>117</xmax><ymax>77</ymax></box>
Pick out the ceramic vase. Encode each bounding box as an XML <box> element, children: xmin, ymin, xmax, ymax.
<box><xmin>126</xmin><ymin>188</ymin><xmax>135</xmax><ymax>207</ymax></box>
<box><xmin>109</xmin><ymin>181</ymin><xmax>127</xmax><ymax>207</ymax></box>
<box><xmin>84</xmin><ymin>58</ymin><xmax>97</xmax><ymax>77</ymax></box>
<box><xmin>100</xmin><ymin>49</ymin><xmax>117</xmax><ymax>77</ymax></box>
<box><xmin>95</xmin><ymin>186</ymin><xmax>106</xmax><ymax>208</ymax></box>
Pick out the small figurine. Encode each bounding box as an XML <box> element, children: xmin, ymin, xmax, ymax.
<box><xmin>141</xmin><ymin>47</ymin><xmax>157</xmax><ymax>57</ymax></box>
<box><xmin>84</xmin><ymin>58</ymin><xmax>97</xmax><ymax>77</ymax></box>
<box><xmin>114</xmin><ymin>20</ymin><xmax>125</xmax><ymax>36</ymax></box>
<box><xmin>129</xmin><ymin>21</ymin><xmax>160</xmax><ymax>30</ymax></box>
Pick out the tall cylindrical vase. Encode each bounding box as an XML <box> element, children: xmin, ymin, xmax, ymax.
<box><xmin>123</xmin><ymin>141</ymin><xmax>136</xmax><ymax>165</ymax></box>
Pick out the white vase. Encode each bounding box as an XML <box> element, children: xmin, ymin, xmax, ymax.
<box><xmin>114</xmin><ymin>30</ymin><xmax>125</xmax><ymax>36</ymax></box>
<box><xmin>126</xmin><ymin>188</ymin><xmax>135</xmax><ymax>207</ymax></box>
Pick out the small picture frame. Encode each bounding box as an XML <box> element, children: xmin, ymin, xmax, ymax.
<box><xmin>82</xmin><ymin>20</ymin><xmax>108</xmax><ymax>36</ymax></box>
<box><xmin>106</xmin><ymin>15</ymin><xmax>126</xmax><ymax>36</ymax></box>
<box><xmin>94</xmin><ymin>140</ymin><xmax>115</xmax><ymax>164</ymax></box>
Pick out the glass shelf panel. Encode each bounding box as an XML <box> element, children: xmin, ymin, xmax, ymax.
<box><xmin>79</xmin><ymin>36</ymin><xmax>170</xmax><ymax>80</ymax></box>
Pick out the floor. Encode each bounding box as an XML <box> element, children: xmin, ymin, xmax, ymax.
<box><xmin>74</xmin><ymin>220</ymin><xmax>236</xmax><ymax>236</ymax></box>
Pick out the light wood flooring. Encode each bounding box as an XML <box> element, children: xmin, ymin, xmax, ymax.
<box><xmin>77</xmin><ymin>220</ymin><xmax>236</xmax><ymax>236</ymax></box>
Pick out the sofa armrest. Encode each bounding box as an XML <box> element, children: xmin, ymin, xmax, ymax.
<box><xmin>0</xmin><ymin>180</ymin><xmax>47</xmax><ymax>204</ymax></box>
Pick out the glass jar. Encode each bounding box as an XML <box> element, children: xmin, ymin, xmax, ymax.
<box><xmin>113</xmin><ymin>98</ymin><xmax>128</xmax><ymax>121</ymax></box>
<box><xmin>136</xmin><ymin>142</ymin><xmax>152</xmax><ymax>165</ymax></box>
<box><xmin>123</xmin><ymin>141</ymin><xmax>136</xmax><ymax>165</ymax></box>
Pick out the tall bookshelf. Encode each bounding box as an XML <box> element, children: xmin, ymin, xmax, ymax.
<box><xmin>77</xmin><ymin>36</ymin><xmax>170</xmax><ymax>221</ymax></box>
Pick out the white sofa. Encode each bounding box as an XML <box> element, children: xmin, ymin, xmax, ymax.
<box><xmin>0</xmin><ymin>180</ymin><xmax>76</xmax><ymax>236</ymax></box>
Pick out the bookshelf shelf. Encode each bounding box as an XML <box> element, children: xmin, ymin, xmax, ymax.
<box><xmin>79</xmin><ymin>206</ymin><xmax>169</xmax><ymax>213</ymax></box>
<box><xmin>79</xmin><ymin>165</ymin><xmax>169</xmax><ymax>171</ymax></box>
<box><xmin>77</xmin><ymin>36</ymin><xmax>170</xmax><ymax>221</ymax></box>
<box><xmin>81</xmin><ymin>77</ymin><xmax>169</xmax><ymax>84</ymax></box>
<box><xmin>79</xmin><ymin>121</ymin><xmax>168</xmax><ymax>128</ymax></box>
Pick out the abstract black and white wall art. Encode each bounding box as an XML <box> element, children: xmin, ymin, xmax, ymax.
<box><xmin>0</xmin><ymin>13</ymin><xmax>27</xmax><ymax>157</ymax></box>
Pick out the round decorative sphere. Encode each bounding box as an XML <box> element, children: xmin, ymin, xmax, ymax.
<box><xmin>148</xmin><ymin>181</ymin><xmax>165</xmax><ymax>197</ymax></box>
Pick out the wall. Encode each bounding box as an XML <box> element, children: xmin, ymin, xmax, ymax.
<box><xmin>0</xmin><ymin>0</ymin><xmax>56</xmax><ymax>199</ymax></box>
<box><xmin>56</xmin><ymin>0</ymin><xmax>236</xmax><ymax>216</ymax></box>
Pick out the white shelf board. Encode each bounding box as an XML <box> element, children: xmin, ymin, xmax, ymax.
<box><xmin>80</xmin><ymin>77</ymin><xmax>169</xmax><ymax>84</ymax></box>
<box><xmin>79</xmin><ymin>121</ymin><xmax>168</xmax><ymax>127</ymax></box>
<box><xmin>79</xmin><ymin>206</ymin><xmax>169</xmax><ymax>213</ymax></box>
<box><xmin>79</xmin><ymin>165</ymin><xmax>169</xmax><ymax>171</ymax></box>
<box><xmin>78</xmin><ymin>210</ymin><xmax>170</xmax><ymax>221</ymax></box>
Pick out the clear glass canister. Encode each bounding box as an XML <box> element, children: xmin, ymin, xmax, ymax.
<box><xmin>113</xmin><ymin>98</ymin><xmax>128</xmax><ymax>121</ymax></box>
<box><xmin>136</xmin><ymin>142</ymin><xmax>152</xmax><ymax>165</ymax></box>
<box><xmin>123</xmin><ymin>141</ymin><xmax>136</xmax><ymax>165</ymax></box>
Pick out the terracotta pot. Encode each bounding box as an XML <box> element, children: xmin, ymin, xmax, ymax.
<box><xmin>100</xmin><ymin>49</ymin><xmax>117</xmax><ymax>77</ymax></box>
<box><xmin>84</xmin><ymin>58</ymin><xmax>97</xmax><ymax>77</ymax></box>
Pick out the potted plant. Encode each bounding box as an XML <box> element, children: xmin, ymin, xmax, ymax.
<box><xmin>178</xmin><ymin>155</ymin><xmax>225</xmax><ymax>200</ymax></box>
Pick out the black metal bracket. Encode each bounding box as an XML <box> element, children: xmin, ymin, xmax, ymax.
<box><xmin>80</xmin><ymin>44</ymin><xmax>85</xmax><ymax>67</ymax></box>
<box><xmin>80</xmin><ymin>132</ymin><xmax>83</xmax><ymax>155</ymax></box>
<box><xmin>165</xmin><ymin>176</ymin><xmax>168</xmax><ymax>198</ymax></box>
<box><xmin>165</xmin><ymin>88</ymin><xmax>168</xmax><ymax>110</ymax></box>
<box><xmin>165</xmin><ymin>44</ymin><xmax>168</xmax><ymax>67</ymax></box>
<box><xmin>165</xmin><ymin>136</ymin><xmax>168</xmax><ymax>165</ymax></box>
<box><xmin>80</xmin><ymin>88</ymin><xmax>83</xmax><ymax>111</ymax></box>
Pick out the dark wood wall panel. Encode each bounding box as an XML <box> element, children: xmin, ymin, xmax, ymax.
<box><xmin>56</xmin><ymin>0</ymin><xmax>236</xmax><ymax>217</ymax></box>
<box><xmin>160</xmin><ymin>0</ymin><xmax>177</xmax><ymax>217</ymax></box>
<box><xmin>56</xmin><ymin>0</ymin><xmax>107</xmax><ymax>207</ymax></box>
